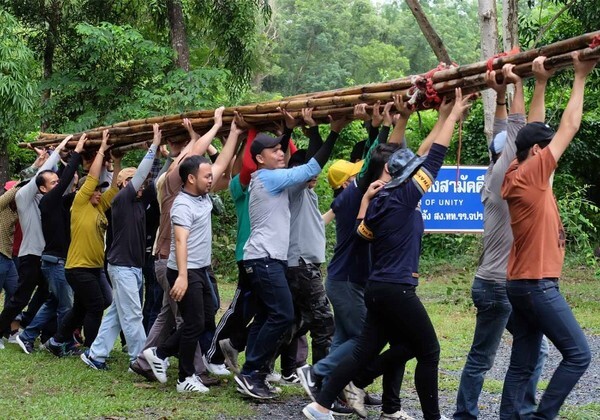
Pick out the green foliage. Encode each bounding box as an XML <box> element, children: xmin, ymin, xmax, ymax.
<box><xmin>554</xmin><ymin>174</ymin><xmax>599</xmax><ymax>265</ymax></box>
<box><xmin>0</xmin><ymin>10</ymin><xmax>38</xmax><ymax>144</ymax></box>
<box><xmin>42</xmin><ymin>22</ymin><xmax>230</xmax><ymax>132</ymax></box>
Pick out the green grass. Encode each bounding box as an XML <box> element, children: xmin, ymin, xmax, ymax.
<box><xmin>0</xmin><ymin>255</ymin><xmax>598</xmax><ymax>418</ymax></box>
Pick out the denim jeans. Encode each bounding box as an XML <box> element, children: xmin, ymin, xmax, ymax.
<box><xmin>142</xmin><ymin>254</ymin><xmax>163</xmax><ymax>333</ymax></box>
<box><xmin>89</xmin><ymin>264</ymin><xmax>146</xmax><ymax>363</ymax></box>
<box><xmin>0</xmin><ymin>254</ymin><xmax>18</xmax><ymax>308</ymax></box>
<box><xmin>242</xmin><ymin>258</ymin><xmax>294</xmax><ymax>374</ymax></box>
<box><xmin>500</xmin><ymin>279</ymin><xmax>591</xmax><ymax>420</ymax></box>
<box><xmin>21</xmin><ymin>258</ymin><xmax>74</xmax><ymax>343</ymax></box>
<box><xmin>455</xmin><ymin>277</ymin><xmax>548</xmax><ymax>420</ymax></box>
<box><xmin>312</xmin><ymin>278</ymin><xmax>366</xmax><ymax>379</ymax></box>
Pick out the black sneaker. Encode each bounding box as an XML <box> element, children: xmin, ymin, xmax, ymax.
<box><xmin>297</xmin><ymin>364</ymin><xmax>321</xmax><ymax>401</ymax></box>
<box><xmin>234</xmin><ymin>372</ymin><xmax>277</xmax><ymax>399</ymax></box>
<box><xmin>129</xmin><ymin>360</ymin><xmax>157</xmax><ymax>382</ymax></box>
<box><xmin>281</xmin><ymin>372</ymin><xmax>301</xmax><ymax>385</ymax></box>
<box><xmin>364</xmin><ymin>392</ymin><xmax>382</xmax><ymax>406</ymax></box>
<box><xmin>331</xmin><ymin>398</ymin><xmax>355</xmax><ymax>416</ymax></box>
<box><xmin>15</xmin><ymin>334</ymin><xmax>34</xmax><ymax>355</ymax></box>
<box><xmin>45</xmin><ymin>338</ymin><xmax>67</xmax><ymax>358</ymax></box>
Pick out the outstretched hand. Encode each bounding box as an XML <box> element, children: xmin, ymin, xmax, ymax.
<box><xmin>393</xmin><ymin>94</ymin><xmax>412</xmax><ymax>120</ymax></box>
<box><xmin>371</xmin><ymin>101</ymin><xmax>383</xmax><ymax>128</ymax></box>
<box><xmin>329</xmin><ymin>114</ymin><xmax>351</xmax><ymax>133</ymax></box>
<box><xmin>573</xmin><ymin>50</ymin><xmax>599</xmax><ymax>78</ymax></box>
<box><xmin>353</xmin><ymin>103</ymin><xmax>370</xmax><ymax>122</ymax></box>
<box><xmin>74</xmin><ymin>134</ymin><xmax>87</xmax><ymax>153</ymax></box>
<box><xmin>532</xmin><ymin>56</ymin><xmax>555</xmax><ymax>82</ymax></box>
<box><xmin>301</xmin><ymin>108</ymin><xmax>317</xmax><ymax>127</ymax></box>
<box><xmin>449</xmin><ymin>88</ymin><xmax>473</xmax><ymax>122</ymax></box>
<box><xmin>485</xmin><ymin>69</ymin><xmax>507</xmax><ymax>94</ymax></box>
<box><xmin>278</xmin><ymin>107</ymin><xmax>299</xmax><ymax>129</ymax></box>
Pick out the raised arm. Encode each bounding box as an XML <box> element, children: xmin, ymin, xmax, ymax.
<box><xmin>88</xmin><ymin>130</ymin><xmax>110</xmax><ymax>180</ymax></box>
<box><xmin>548</xmin><ymin>52</ymin><xmax>598</xmax><ymax>162</ymax></box>
<box><xmin>16</xmin><ymin>134</ymin><xmax>72</xmax><ymax>204</ymax></box>
<box><xmin>389</xmin><ymin>94</ymin><xmax>413</xmax><ymax>145</ymax></box>
<box><xmin>189</xmin><ymin>106</ymin><xmax>225</xmax><ymax>157</ymax></box>
<box><xmin>416</xmin><ymin>96</ymin><xmax>455</xmax><ymax>156</ymax></box>
<box><xmin>130</xmin><ymin>124</ymin><xmax>161</xmax><ymax>192</ymax></box>
<box><xmin>433</xmin><ymin>89</ymin><xmax>472</xmax><ymax>148</ymax></box>
<box><xmin>211</xmin><ymin>116</ymin><xmax>245</xmax><ymax>190</ymax></box>
<box><xmin>528</xmin><ymin>56</ymin><xmax>555</xmax><ymax>123</ymax></box>
<box><xmin>48</xmin><ymin>134</ymin><xmax>87</xmax><ymax>199</ymax></box>
<box><xmin>302</xmin><ymin>108</ymin><xmax>323</xmax><ymax>161</ymax></box>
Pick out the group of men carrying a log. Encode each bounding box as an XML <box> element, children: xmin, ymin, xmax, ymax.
<box><xmin>0</xmin><ymin>49</ymin><xmax>597</xmax><ymax>420</ymax></box>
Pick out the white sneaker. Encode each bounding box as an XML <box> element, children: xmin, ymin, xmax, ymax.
<box><xmin>176</xmin><ymin>374</ymin><xmax>209</xmax><ymax>393</ymax></box>
<box><xmin>202</xmin><ymin>355</ymin><xmax>230</xmax><ymax>376</ymax></box>
<box><xmin>380</xmin><ymin>410</ymin><xmax>415</xmax><ymax>419</ymax></box>
<box><xmin>0</xmin><ymin>338</ymin><xmax>5</xmax><ymax>350</ymax></box>
<box><xmin>8</xmin><ymin>330</ymin><xmax>20</xmax><ymax>344</ymax></box>
<box><xmin>143</xmin><ymin>347</ymin><xmax>168</xmax><ymax>384</ymax></box>
<box><xmin>266</xmin><ymin>370</ymin><xmax>282</xmax><ymax>383</ymax></box>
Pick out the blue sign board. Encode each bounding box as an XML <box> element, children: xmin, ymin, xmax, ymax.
<box><xmin>420</xmin><ymin>165</ymin><xmax>487</xmax><ymax>233</ymax></box>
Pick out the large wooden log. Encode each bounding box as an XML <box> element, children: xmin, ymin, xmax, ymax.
<box><xmin>22</xmin><ymin>32</ymin><xmax>600</xmax><ymax>150</ymax></box>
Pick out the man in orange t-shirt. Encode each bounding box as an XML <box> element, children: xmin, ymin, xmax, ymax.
<box><xmin>498</xmin><ymin>52</ymin><xmax>597</xmax><ymax>420</ymax></box>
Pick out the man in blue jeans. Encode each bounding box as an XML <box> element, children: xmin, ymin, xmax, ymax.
<box><xmin>454</xmin><ymin>62</ymin><xmax>551</xmax><ymax>419</ymax></box>
<box><xmin>235</xmin><ymin>112</ymin><xmax>343</xmax><ymax>400</ymax></box>
<box><xmin>15</xmin><ymin>135</ymin><xmax>86</xmax><ymax>355</ymax></box>
<box><xmin>499</xmin><ymin>51</ymin><xmax>596</xmax><ymax>419</ymax></box>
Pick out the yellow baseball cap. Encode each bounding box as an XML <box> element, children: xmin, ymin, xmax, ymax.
<box><xmin>327</xmin><ymin>160</ymin><xmax>364</xmax><ymax>189</ymax></box>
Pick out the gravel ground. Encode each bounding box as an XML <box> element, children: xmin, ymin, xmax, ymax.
<box><xmin>223</xmin><ymin>332</ymin><xmax>600</xmax><ymax>419</ymax></box>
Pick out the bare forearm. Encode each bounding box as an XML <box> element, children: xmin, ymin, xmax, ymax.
<box><xmin>528</xmin><ymin>80</ymin><xmax>547</xmax><ymax>123</ymax></box>
<box><xmin>511</xmin><ymin>81</ymin><xmax>525</xmax><ymax>115</ymax></box>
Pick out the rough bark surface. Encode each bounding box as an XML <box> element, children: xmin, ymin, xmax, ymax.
<box><xmin>166</xmin><ymin>0</ymin><xmax>190</xmax><ymax>71</ymax></box>
<box><xmin>478</xmin><ymin>0</ymin><xmax>499</xmax><ymax>145</ymax></box>
<box><xmin>502</xmin><ymin>0</ymin><xmax>519</xmax><ymax>105</ymax></box>
<box><xmin>405</xmin><ymin>0</ymin><xmax>453</xmax><ymax>64</ymax></box>
<box><xmin>0</xmin><ymin>147</ymin><xmax>10</xmax><ymax>186</ymax></box>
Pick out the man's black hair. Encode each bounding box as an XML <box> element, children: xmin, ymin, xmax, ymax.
<box><xmin>350</xmin><ymin>140</ymin><xmax>366</xmax><ymax>163</ymax></box>
<box><xmin>35</xmin><ymin>170</ymin><xmax>55</xmax><ymax>189</ymax></box>
<box><xmin>358</xmin><ymin>143</ymin><xmax>402</xmax><ymax>192</ymax></box>
<box><xmin>516</xmin><ymin>140</ymin><xmax>551</xmax><ymax>163</ymax></box>
<box><xmin>179</xmin><ymin>155</ymin><xmax>211</xmax><ymax>185</ymax></box>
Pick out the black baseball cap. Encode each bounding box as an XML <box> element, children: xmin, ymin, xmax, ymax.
<box><xmin>250</xmin><ymin>133</ymin><xmax>283</xmax><ymax>158</ymax></box>
<box><xmin>515</xmin><ymin>122</ymin><xmax>555</xmax><ymax>152</ymax></box>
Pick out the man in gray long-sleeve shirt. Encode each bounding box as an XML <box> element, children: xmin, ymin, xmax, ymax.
<box><xmin>454</xmin><ymin>63</ymin><xmax>549</xmax><ymax>420</ymax></box>
<box><xmin>0</xmin><ymin>136</ymin><xmax>72</xmax><ymax>339</ymax></box>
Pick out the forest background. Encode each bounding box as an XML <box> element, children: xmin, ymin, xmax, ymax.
<box><xmin>0</xmin><ymin>0</ymin><xmax>599</xmax><ymax>277</ymax></box>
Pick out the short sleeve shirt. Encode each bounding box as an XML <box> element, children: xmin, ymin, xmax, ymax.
<box><xmin>167</xmin><ymin>191</ymin><xmax>213</xmax><ymax>270</ymax></box>
<box><xmin>501</xmin><ymin>147</ymin><xmax>565</xmax><ymax>280</ymax></box>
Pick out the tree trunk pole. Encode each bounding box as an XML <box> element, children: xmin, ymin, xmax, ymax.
<box><xmin>478</xmin><ymin>0</ymin><xmax>499</xmax><ymax>145</ymax></box>
<box><xmin>166</xmin><ymin>0</ymin><xmax>190</xmax><ymax>71</ymax></box>
<box><xmin>502</xmin><ymin>0</ymin><xmax>519</xmax><ymax>105</ymax></box>
<box><xmin>404</xmin><ymin>0</ymin><xmax>453</xmax><ymax>64</ymax></box>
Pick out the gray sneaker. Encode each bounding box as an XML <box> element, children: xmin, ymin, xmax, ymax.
<box><xmin>302</xmin><ymin>403</ymin><xmax>334</xmax><ymax>420</ymax></box>
<box><xmin>343</xmin><ymin>381</ymin><xmax>367</xmax><ymax>418</ymax></box>
<box><xmin>219</xmin><ymin>338</ymin><xmax>240</xmax><ymax>373</ymax></box>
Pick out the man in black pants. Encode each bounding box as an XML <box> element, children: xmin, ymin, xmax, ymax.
<box><xmin>0</xmin><ymin>135</ymin><xmax>71</xmax><ymax>342</ymax></box>
<box><xmin>16</xmin><ymin>135</ymin><xmax>87</xmax><ymax>354</ymax></box>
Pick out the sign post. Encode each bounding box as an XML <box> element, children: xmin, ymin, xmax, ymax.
<box><xmin>421</xmin><ymin>166</ymin><xmax>487</xmax><ymax>233</ymax></box>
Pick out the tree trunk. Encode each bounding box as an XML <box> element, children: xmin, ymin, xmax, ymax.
<box><xmin>478</xmin><ymin>0</ymin><xmax>499</xmax><ymax>145</ymax></box>
<box><xmin>41</xmin><ymin>31</ymin><xmax>55</xmax><ymax>132</ymax></box>
<box><xmin>405</xmin><ymin>0</ymin><xmax>453</xmax><ymax>64</ymax></box>
<box><xmin>0</xmin><ymin>144</ymin><xmax>10</xmax><ymax>186</ymax></box>
<box><xmin>502</xmin><ymin>0</ymin><xmax>519</xmax><ymax>105</ymax></box>
<box><xmin>166</xmin><ymin>0</ymin><xmax>190</xmax><ymax>71</ymax></box>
